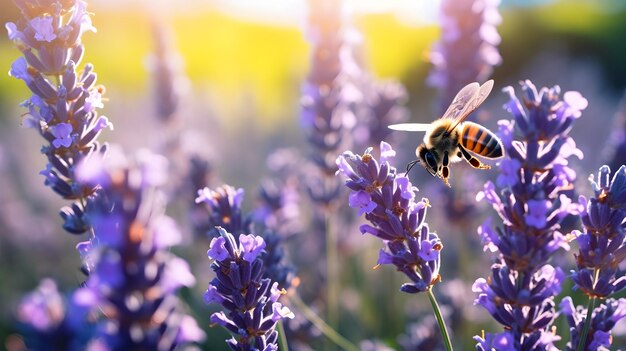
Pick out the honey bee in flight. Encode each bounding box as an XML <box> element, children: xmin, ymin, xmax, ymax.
<box><xmin>388</xmin><ymin>80</ymin><xmax>503</xmax><ymax>187</ymax></box>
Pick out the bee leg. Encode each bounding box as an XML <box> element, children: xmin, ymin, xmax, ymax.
<box><xmin>441</xmin><ymin>151</ymin><xmax>451</xmax><ymax>187</ymax></box>
<box><xmin>405</xmin><ymin>160</ymin><xmax>420</xmax><ymax>176</ymax></box>
<box><xmin>458</xmin><ymin>145</ymin><xmax>491</xmax><ymax>170</ymax></box>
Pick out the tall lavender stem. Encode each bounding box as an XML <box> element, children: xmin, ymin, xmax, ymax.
<box><xmin>7</xmin><ymin>0</ymin><xmax>112</xmax><ymax>235</ymax></box>
<box><xmin>473</xmin><ymin>80</ymin><xmax>587</xmax><ymax>349</ymax></box>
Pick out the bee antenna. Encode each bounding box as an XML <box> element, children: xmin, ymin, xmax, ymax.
<box><xmin>405</xmin><ymin>160</ymin><xmax>420</xmax><ymax>176</ymax></box>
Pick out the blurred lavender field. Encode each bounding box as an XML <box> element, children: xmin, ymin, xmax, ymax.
<box><xmin>1</xmin><ymin>0</ymin><xmax>626</xmax><ymax>350</ymax></box>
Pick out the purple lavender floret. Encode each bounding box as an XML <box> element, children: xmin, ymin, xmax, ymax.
<box><xmin>205</xmin><ymin>227</ymin><xmax>295</xmax><ymax>350</ymax></box>
<box><xmin>195</xmin><ymin>185</ymin><xmax>251</xmax><ymax>237</ymax></box>
<box><xmin>570</xmin><ymin>165</ymin><xmax>626</xmax><ymax>298</ymax></box>
<box><xmin>473</xmin><ymin>80</ymin><xmax>587</xmax><ymax>349</ymax></box>
<box><xmin>15</xmin><ymin>279</ymin><xmax>93</xmax><ymax>351</ymax></box>
<box><xmin>7</xmin><ymin>0</ymin><xmax>113</xmax><ymax>234</ymax></box>
<box><xmin>428</xmin><ymin>0</ymin><xmax>502</xmax><ymax>114</ymax></box>
<box><xmin>336</xmin><ymin>141</ymin><xmax>442</xmax><ymax>293</ymax></box>
<box><xmin>560</xmin><ymin>296</ymin><xmax>626</xmax><ymax>350</ymax></box>
<box><xmin>73</xmin><ymin>148</ymin><xmax>204</xmax><ymax>350</ymax></box>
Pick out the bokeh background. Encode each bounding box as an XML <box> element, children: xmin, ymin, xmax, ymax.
<box><xmin>1</xmin><ymin>0</ymin><xmax>626</xmax><ymax>349</ymax></box>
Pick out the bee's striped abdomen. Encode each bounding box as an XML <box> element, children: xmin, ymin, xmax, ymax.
<box><xmin>460</xmin><ymin>122</ymin><xmax>503</xmax><ymax>159</ymax></box>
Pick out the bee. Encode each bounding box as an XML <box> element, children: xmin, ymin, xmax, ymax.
<box><xmin>389</xmin><ymin>80</ymin><xmax>503</xmax><ymax>187</ymax></box>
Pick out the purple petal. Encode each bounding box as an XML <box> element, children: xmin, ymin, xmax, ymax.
<box><xmin>6</xmin><ymin>22</ymin><xmax>23</xmax><ymax>41</ymax></box>
<box><xmin>335</xmin><ymin>153</ymin><xmax>356</xmax><ymax>178</ymax></box>
<box><xmin>349</xmin><ymin>190</ymin><xmax>376</xmax><ymax>215</ymax></box>
<box><xmin>195</xmin><ymin>187</ymin><xmax>212</xmax><ymax>204</ymax></box>
<box><xmin>204</xmin><ymin>284</ymin><xmax>224</xmax><ymax>304</ymax></box>
<box><xmin>395</xmin><ymin>176</ymin><xmax>416</xmax><ymax>200</ymax></box>
<box><xmin>271</xmin><ymin>302</ymin><xmax>295</xmax><ymax>321</ymax></box>
<box><xmin>496</xmin><ymin>158</ymin><xmax>521</xmax><ymax>187</ymax></box>
<box><xmin>563</xmin><ymin>91</ymin><xmax>588</xmax><ymax>116</ymax></box>
<box><xmin>92</xmin><ymin>116</ymin><xmax>113</xmax><ymax>133</ymax></box>
<box><xmin>9</xmin><ymin>57</ymin><xmax>32</xmax><ymax>84</ymax></box>
<box><xmin>50</xmin><ymin>123</ymin><xmax>73</xmax><ymax>148</ymax></box>
<box><xmin>84</xmin><ymin>90</ymin><xmax>104</xmax><ymax>112</ymax></box>
<box><xmin>377</xmin><ymin>249</ymin><xmax>393</xmax><ymax>265</ymax></box>
<box><xmin>208</xmin><ymin>236</ymin><xmax>229</xmax><ymax>261</ymax></box>
<box><xmin>526</xmin><ymin>199</ymin><xmax>550</xmax><ymax>228</ymax></box>
<box><xmin>418</xmin><ymin>240</ymin><xmax>439</xmax><ymax>262</ymax></box>
<box><xmin>30</xmin><ymin>16</ymin><xmax>57</xmax><ymax>42</ymax></box>
<box><xmin>477</xmin><ymin>217</ymin><xmax>499</xmax><ymax>252</ymax></box>
<box><xmin>239</xmin><ymin>234</ymin><xmax>265</xmax><ymax>262</ymax></box>
<box><xmin>379</xmin><ymin>141</ymin><xmax>396</xmax><ymax>164</ymax></box>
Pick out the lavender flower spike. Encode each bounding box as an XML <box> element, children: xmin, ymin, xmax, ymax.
<box><xmin>206</xmin><ymin>227</ymin><xmax>295</xmax><ymax>351</ymax></box>
<box><xmin>301</xmin><ymin>0</ymin><xmax>361</xmax><ymax>205</ymax></box>
<box><xmin>7</xmin><ymin>0</ymin><xmax>112</xmax><ymax>234</ymax></box>
<box><xmin>564</xmin><ymin>165</ymin><xmax>626</xmax><ymax>350</ymax></box>
<box><xmin>561</xmin><ymin>296</ymin><xmax>626</xmax><ymax>351</ymax></box>
<box><xmin>428</xmin><ymin>0</ymin><xmax>502</xmax><ymax>114</ymax></box>
<box><xmin>73</xmin><ymin>148</ymin><xmax>204</xmax><ymax>350</ymax></box>
<box><xmin>571</xmin><ymin>165</ymin><xmax>626</xmax><ymax>298</ymax></box>
<box><xmin>473</xmin><ymin>80</ymin><xmax>586</xmax><ymax>350</ymax></box>
<box><xmin>336</xmin><ymin>141</ymin><xmax>442</xmax><ymax>293</ymax></box>
<box><xmin>195</xmin><ymin>185</ymin><xmax>251</xmax><ymax>237</ymax></box>
<box><xmin>16</xmin><ymin>278</ymin><xmax>92</xmax><ymax>351</ymax></box>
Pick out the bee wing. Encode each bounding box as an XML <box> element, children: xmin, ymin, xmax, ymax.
<box><xmin>388</xmin><ymin>123</ymin><xmax>431</xmax><ymax>132</ymax></box>
<box><xmin>442</xmin><ymin>80</ymin><xmax>494</xmax><ymax>133</ymax></box>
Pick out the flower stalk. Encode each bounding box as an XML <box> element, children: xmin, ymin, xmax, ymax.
<box><xmin>427</xmin><ymin>288</ymin><xmax>453</xmax><ymax>351</ymax></box>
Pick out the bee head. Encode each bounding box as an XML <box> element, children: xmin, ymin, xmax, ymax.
<box><xmin>416</xmin><ymin>144</ymin><xmax>439</xmax><ymax>177</ymax></box>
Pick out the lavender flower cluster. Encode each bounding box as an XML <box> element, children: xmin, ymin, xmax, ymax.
<box><xmin>472</xmin><ymin>80</ymin><xmax>586</xmax><ymax>350</ymax></box>
<box><xmin>7</xmin><ymin>0</ymin><xmax>112</xmax><ymax>234</ymax></box>
<box><xmin>428</xmin><ymin>0</ymin><xmax>502</xmax><ymax>113</ymax></box>
<box><xmin>301</xmin><ymin>0</ymin><xmax>362</xmax><ymax>205</ymax></box>
<box><xmin>205</xmin><ymin>227</ymin><xmax>295</xmax><ymax>350</ymax></box>
<box><xmin>562</xmin><ymin>165</ymin><xmax>626</xmax><ymax>350</ymax></box>
<box><xmin>73</xmin><ymin>148</ymin><xmax>204</xmax><ymax>350</ymax></box>
<box><xmin>7</xmin><ymin>0</ymin><xmax>626</xmax><ymax>350</ymax></box>
<box><xmin>336</xmin><ymin>142</ymin><xmax>442</xmax><ymax>294</ymax></box>
<box><xmin>194</xmin><ymin>180</ymin><xmax>299</xmax><ymax>347</ymax></box>
<box><xmin>15</xmin><ymin>279</ymin><xmax>92</xmax><ymax>351</ymax></box>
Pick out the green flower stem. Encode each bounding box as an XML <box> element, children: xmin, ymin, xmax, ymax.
<box><xmin>277</xmin><ymin>320</ymin><xmax>289</xmax><ymax>351</ymax></box>
<box><xmin>577</xmin><ymin>268</ymin><xmax>600</xmax><ymax>351</ymax></box>
<box><xmin>289</xmin><ymin>294</ymin><xmax>358</xmax><ymax>351</ymax></box>
<box><xmin>325</xmin><ymin>209</ymin><xmax>339</xmax><ymax>328</ymax></box>
<box><xmin>427</xmin><ymin>288</ymin><xmax>453</xmax><ymax>351</ymax></box>
<box><xmin>576</xmin><ymin>296</ymin><xmax>596</xmax><ymax>351</ymax></box>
